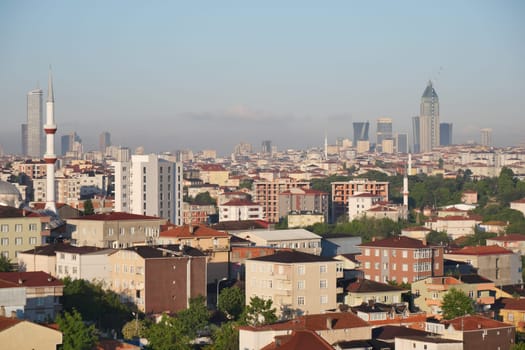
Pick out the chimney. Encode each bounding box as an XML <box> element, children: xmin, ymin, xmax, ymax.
<box><xmin>326</xmin><ymin>317</ymin><xmax>334</xmax><ymax>330</ymax></box>
<box><xmin>189</xmin><ymin>225</ymin><xmax>195</xmax><ymax>234</ymax></box>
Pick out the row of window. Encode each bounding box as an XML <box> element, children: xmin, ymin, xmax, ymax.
<box><xmin>251</xmin><ymin>263</ymin><xmax>329</xmax><ymax>275</ymax></box>
<box><xmin>113</xmin><ymin>264</ymin><xmax>144</xmax><ymax>275</ymax></box>
<box><xmin>363</xmin><ymin>248</ymin><xmax>439</xmax><ymax>258</ymax></box>
<box><xmin>364</xmin><ymin>261</ymin><xmax>439</xmax><ymax>272</ymax></box>
<box><xmin>1</xmin><ymin>237</ymin><xmax>38</xmax><ymax>246</ymax></box>
<box><xmin>0</xmin><ymin>223</ymin><xmax>38</xmax><ymax>233</ymax></box>
<box><xmin>252</xmin><ymin>278</ymin><xmax>329</xmax><ymax>290</ymax></box>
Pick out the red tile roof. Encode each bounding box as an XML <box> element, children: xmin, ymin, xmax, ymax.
<box><xmin>487</xmin><ymin>234</ymin><xmax>525</xmax><ymax>242</ymax></box>
<box><xmin>0</xmin><ymin>206</ymin><xmax>47</xmax><ymax>218</ymax></box>
<box><xmin>0</xmin><ymin>316</ymin><xmax>22</xmax><ymax>331</ymax></box>
<box><xmin>447</xmin><ymin>245</ymin><xmax>514</xmax><ymax>256</ymax></box>
<box><xmin>260</xmin><ymin>330</ymin><xmax>333</xmax><ymax>350</ymax></box>
<box><xmin>160</xmin><ymin>224</ymin><xmax>229</xmax><ymax>238</ymax></box>
<box><xmin>70</xmin><ymin>212</ymin><xmax>161</xmax><ymax>221</ymax></box>
<box><xmin>346</xmin><ymin>278</ymin><xmax>407</xmax><ymax>293</ymax></box>
<box><xmin>221</xmin><ymin>199</ymin><xmax>259</xmax><ymax>207</ymax></box>
<box><xmin>0</xmin><ymin>271</ymin><xmax>63</xmax><ymax>287</ymax></box>
<box><xmin>402</xmin><ymin>226</ymin><xmax>431</xmax><ymax>232</ymax></box>
<box><xmin>358</xmin><ymin>236</ymin><xmax>434</xmax><ymax>249</ymax></box>
<box><xmin>443</xmin><ymin>315</ymin><xmax>513</xmax><ymax>331</ymax></box>
<box><xmin>500</xmin><ymin>298</ymin><xmax>525</xmax><ymax>311</ymax></box>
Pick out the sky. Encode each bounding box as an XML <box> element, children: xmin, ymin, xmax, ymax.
<box><xmin>1</xmin><ymin>1</ymin><xmax>524</xmax><ymax>156</ymax></box>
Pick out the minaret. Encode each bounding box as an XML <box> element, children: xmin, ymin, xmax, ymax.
<box><xmin>324</xmin><ymin>131</ymin><xmax>328</xmax><ymax>160</ymax></box>
<box><xmin>44</xmin><ymin>67</ymin><xmax>57</xmax><ymax>213</ymax></box>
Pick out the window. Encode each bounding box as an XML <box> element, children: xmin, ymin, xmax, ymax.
<box><xmin>320</xmin><ymin>295</ymin><xmax>328</xmax><ymax>304</ymax></box>
<box><xmin>383</xmin><ymin>250</ymin><xmax>388</xmax><ymax>257</ymax></box>
<box><xmin>298</xmin><ymin>265</ymin><xmax>305</xmax><ymax>275</ymax></box>
<box><xmin>320</xmin><ymin>280</ymin><xmax>327</xmax><ymax>289</ymax></box>
<box><xmin>320</xmin><ymin>265</ymin><xmax>327</xmax><ymax>273</ymax></box>
<box><xmin>365</xmin><ymin>262</ymin><xmax>370</xmax><ymax>269</ymax></box>
<box><xmin>392</xmin><ymin>263</ymin><xmax>397</xmax><ymax>270</ymax></box>
<box><xmin>508</xmin><ymin>313</ymin><xmax>514</xmax><ymax>321</ymax></box>
<box><xmin>15</xmin><ymin>224</ymin><xmax>22</xmax><ymax>232</ymax></box>
<box><xmin>402</xmin><ymin>250</ymin><xmax>408</xmax><ymax>258</ymax></box>
<box><xmin>0</xmin><ymin>238</ymin><xmax>8</xmax><ymax>246</ymax></box>
<box><xmin>364</xmin><ymin>249</ymin><xmax>370</xmax><ymax>256</ymax></box>
<box><xmin>29</xmin><ymin>224</ymin><xmax>37</xmax><ymax>231</ymax></box>
<box><xmin>374</xmin><ymin>262</ymin><xmax>380</xmax><ymax>270</ymax></box>
<box><xmin>0</xmin><ymin>224</ymin><xmax>8</xmax><ymax>233</ymax></box>
<box><xmin>402</xmin><ymin>264</ymin><xmax>408</xmax><ymax>271</ymax></box>
<box><xmin>392</xmin><ymin>250</ymin><xmax>396</xmax><ymax>257</ymax></box>
<box><xmin>15</xmin><ymin>237</ymin><xmax>22</xmax><ymax>245</ymax></box>
<box><xmin>375</xmin><ymin>249</ymin><xmax>380</xmax><ymax>257</ymax></box>
<box><xmin>297</xmin><ymin>296</ymin><xmax>305</xmax><ymax>305</ymax></box>
<box><xmin>336</xmin><ymin>263</ymin><xmax>343</xmax><ymax>272</ymax></box>
<box><xmin>297</xmin><ymin>280</ymin><xmax>305</xmax><ymax>289</ymax></box>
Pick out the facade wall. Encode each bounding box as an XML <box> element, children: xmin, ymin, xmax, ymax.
<box><xmin>17</xmin><ymin>253</ymin><xmax>55</xmax><ymax>274</ymax></box>
<box><xmin>331</xmin><ymin>180</ymin><xmax>389</xmax><ymax>222</ymax></box>
<box><xmin>357</xmin><ymin>246</ymin><xmax>443</xmax><ymax>284</ymax></box>
<box><xmin>0</xmin><ymin>321</ymin><xmax>62</xmax><ymax>350</ymax></box>
<box><xmin>0</xmin><ymin>216</ymin><xmax>49</xmax><ymax>262</ymax></box>
<box><xmin>219</xmin><ymin>204</ymin><xmax>263</xmax><ymax>222</ymax></box>
<box><xmin>24</xmin><ymin>285</ymin><xmax>63</xmax><ymax>322</ymax></box>
<box><xmin>344</xmin><ymin>290</ymin><xmax>404</xmax><ymax>306</ymax></box>
<box><xmin>288</xmin><ymin>214</ymin><xmax>324</xmax><ymax>228</ymax></box>
<box><xmin>395</xmin><ymin>338</ymin><xmax>462</xmax><ymax>350</ymax></box>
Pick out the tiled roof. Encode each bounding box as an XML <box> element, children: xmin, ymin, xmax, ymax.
<box><xmin>487</xmin><ymin>234</ymin><xmax>525</xmax><ymax>242</ymax></box>
<box><xmin>0</xmin><ymin>316</ymin><xmax>22</xmax><ymax>331</ymax></box>
<box><xmin>160</xmin><ymin>224</ymin><xmax>229</xmax><ymax>238</ymax></box>
<box><xmin>0</xmin><ymin>206</ymin><xmax>46</xmax><ymax>218</ymax></box>
<box><xmin>402</xmin><ymin>226</ymin><xmax>431</xmax><ymax>232</ymax></box>
<box><xmin>221</xmin><ymin>199</ymin><xmax>259</xmax><ymax>207</ymax></box>
<box><xmin>69</xmin><ymin>212</ymin><xmax>161</xmax><ymax>221</ymax></box>
<box><xmin>500</xmin><ymin>298</ymin><xmax>525</xmax><ymax>311</ymax></box>
<box><xmin>443</xmin><ymin>315</ymin><xmax>513</xmax><ymax>331</ymax></box>
<box><xmin>346</xmin><ymin>278</ymin><xmax>407</xmax><ymax>293</ymax></box>
<box><xmin>446</xmin><ymin>245</ymin><xmax>514</xmax><ymax>256</ymax></box>
<box><xmin>453</xmin><ymin>274</ymin><xmax>493</xmax><ymax>284</ymax></box>
<box><xmin>396</xmin><ymin>335</ymin><xmax>462</xmax><ymax>344</ymax></box>
<box><xmin>0</xmin><ymin>271</ymin><xmax>63</xmax><ymax>287</ymax></box>
<box><xmin>20</xmin><ymin>243</ymin><xmax>104</xmax><ymax>256</ymax></box>
<box><xmin>511</xmin><ymin>198</ymin><xmax>525</xmax><ymax>204</ymax></box>
<box><xmin>121</xmin><ymin>244</ymin><xmax>205</xmax><ymax>259</ymax></box>
<box><xmin>260</xmin><ymin>330</ymin><xmax>333</xmax><ymax>350</ymax></box>
<box><xmin>212</xmin><ymin>220</ymin><xmax>269</xmax><ymax>230</ymax></box>
<box><xmin>249</xmin><ymin>250</ymin><xmax>335</xmax><ymax>263</ymax></box>
<box><xmin>372</xmin><ymin>325</ymin><xmax>429</xmax><ymax>340</ymax></box>
<box><xmin>358</xmin><ymin>236</ymin><xmax>433</xmax><ymax>249</ymax></box>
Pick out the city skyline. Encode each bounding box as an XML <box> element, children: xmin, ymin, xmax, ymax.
<box><xmin>1</xmin><ymin>1</ymin><xmax>524</xmax><ymax>155</ymax></box>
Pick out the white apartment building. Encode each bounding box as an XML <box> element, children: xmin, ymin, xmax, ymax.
<box><xmin>114</xmin><ymin>154</ymin><xmax>183</xmax><ymax>225</ymax></box>
<box><xmin>33</xmin><ymin>173</ymin><xmax>106</xmax><ymax>205</ymax></box>
<box><xmin>348</xmin><ymin>192</ymin><xmax>381</xmax><ymax>221</ymax></box>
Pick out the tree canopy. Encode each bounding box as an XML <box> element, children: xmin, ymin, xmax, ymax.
<box><xmin>241</xmin><ymin>296</ymin><xmax>277</xmax><ymax>326</ymax></box>
<box><xmin>56</xmin><ymin>309</ymin><xmax>97</xmax><ymax>350</ymax></box>
<box><xmin>218</xmin><ymin>286</ymin><xmax>245</xmax><ymax>320</ymax></box>
<box><xmin>441</xmin><ymin>288</ymin><xmax>474</xmax><ymax>320</ymax></box>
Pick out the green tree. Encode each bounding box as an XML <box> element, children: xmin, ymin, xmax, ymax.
<box><xmin>218</xmin><ymin>286</ymin><xmax>245</xmax><ymax>320</ymax></box>
<box><xmin>241</xmin><ymin>296</ymin><xmax>277</xmax><ymax>326</ymax></box>
<box><xmin>426</xmin><ymin>231</ymin><xmax>451</xmax><ymax>245</ymax></box>
<box><xmin>0</xmin><ymin>254</ymin><xmax>13</xmax><ymax>272</ymax></box>
<box><xmin>83</xmin><ymin>199</ymin><xmax>95</xmax><ymax>215</ymax></box>
<box><xmin>441</xmin><ymin>288</ymin><xmax>474</xmax><ymax>320</ymax></box>
<box><xmin>205</xmin><ymin>322</ymin><xmax>239</xmax><ymax>350</ymax></box>
<box><xmin>56</xmin><ymin>309</ymin><xmax>97</xmax><ymax>350</ymax></box>
<box><xmin>145</xmin><ymin>314</ymin><xmax>191</xmax><ymax>350</ymax></box>
<box><xmin>174</xmin><ymin>295</ymin><xmax>210</xmax><ymax>339</ymax></box>
<box><xmin>194</xmin><ymin>192</ymin><xmax>216</xmax><ymax>205</ymax></box>
<box><xmin>122</xmin><ymin>318</ymin><xmax>146</xmax><ymax>340</ymax></box>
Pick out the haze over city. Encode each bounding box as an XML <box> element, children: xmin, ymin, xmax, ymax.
<box><xmin>1</xmin><ymin>1</ymin><xmax>524</xmax><ymax>155</ymax></box>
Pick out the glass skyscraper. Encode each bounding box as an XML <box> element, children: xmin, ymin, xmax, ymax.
<box><xmin>26</xmin><ymin>88</ymin><xmax>43</xmax><ymax>157</ymax></box>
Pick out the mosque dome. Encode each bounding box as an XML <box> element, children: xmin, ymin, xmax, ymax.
<box><xmin>0</xmin><ymin>180</ymin><xmax>23</xmax><ymax>208</ymax></box>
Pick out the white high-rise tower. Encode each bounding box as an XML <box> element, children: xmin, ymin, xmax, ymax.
<box><xmin>44</xmin><ymin>68</ymin><xmax>57</xmax><ymax>213</ymax></box>
<box><xmin>419</xmin><ymin>81</ymin><xmax>440</xmax><ymax>153</ymax></box>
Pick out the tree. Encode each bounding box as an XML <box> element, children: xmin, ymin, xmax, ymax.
<box><xmin>218</xmin><ymin>286</ymin><xmax>245</xmax><ymax>320</ymax></box>
<box><xmin>440</xmin><ymin>288</ymin><xmax>474</xmax><ymax>320</ymax></box>
<box><xmin>122</xmin><ymin>318</ymin><xmax>146</xmax><ymax>340</ymax></box>
<box><xmin>145</xmin><ymin>314</ymin><xmax>191</xmax><ymax>350</ymax></box>
<box><xmin>241</xmin><ymin>296</ymin><xmax>277</xmax><ymax>326</ymax></box>
<box><xmin>174</xmin><ymin>295</ymin><xmax>210</xmax><ymax>339</ymax></box>
<box><xmin>194</xmin><ymin>192</ymin><xmax>216</xmax><ymax>205</ymax></box>
<box><xmin>56</xmin><ymin>309</ymin><xmax>97</xmax><ymax>350</ymax></box>
<box><xmin>83</xmin><ymin>199</ymin><xmax>95</xmax><ymax>215</ymax></box>
<box><xmin>0</xmin><ymin>255</ymin><xmax>13</xmax><ymax>272</ymax></box>
<box><xmin>205</xmin><ymin>322</ymin><xmax>239</xmax><ymax>350</ymax></box>
<box><xmin>425</xmin><ymin>231</ymin><xmax>450</xmax><ymax>245</ymax></box>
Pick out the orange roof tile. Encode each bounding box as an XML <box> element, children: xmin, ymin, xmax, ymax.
<box><xmin>447</xmin><ymin>245</ymin><xmax>514</xmax><ymax>256</ymax></box>
<box><xmin>443</xmin><ymin>315</ymin><xmax>513</xmax><ymax>331</ymax></box>
<box><xmin>160</xmin><ymin>224</ymin><xmax>229</xmax><ymax>238</ymax></box>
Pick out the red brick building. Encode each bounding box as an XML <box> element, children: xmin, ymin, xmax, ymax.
<box><xmin>356</xmin><ymin>236</ymin><xmax>443</xmax><ymax>284</ymax></box>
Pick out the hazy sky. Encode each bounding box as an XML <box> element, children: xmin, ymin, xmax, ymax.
<box><xmin>1</xmin><ymin>1</ymin><xmax>524</xmax><ymax>156</ymax></box>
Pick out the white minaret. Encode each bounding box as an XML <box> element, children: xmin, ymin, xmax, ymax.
<box><xmin>403</xmin><ymin>173</ymin><xmax>409</xmax><ymax>208</ymax></box>
<box><xmin>44</xmin><ymin>67</ymin><xmax>57</xmax><ymax>213</ymax></box>
<box><xmin>324</xmin><ymin>131</ymin><xmax>328</xmax><ymax>159</ymax></box>
<box><xmin>408</xmin><ymin>153</ymin><xmax>412</xmax><ymax>175</ymax></box>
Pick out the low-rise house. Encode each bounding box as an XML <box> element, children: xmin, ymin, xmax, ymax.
<box><xmin>411</xmin><ymin>275</ymin><xmax>496</xmax><ymax>316</ymax></box>
<box><xmin>0</xmin><ymin>271</ymin><xmax>63</xmax><ymax>322</ymax></box>
<box><xmin>0</xmin><ymin>279</ymin><xmax>26</xmax><ymax>318</ymax></box>
<box><xmin>400</xmin><ymin>226</ymin><xmax>432</xmax><ymax>241</ymax></box>
<box><xmin>245</xmin><ymin>251</ymin><xmax>343</xmax><ymax>318</ymax></box>
<box><xmin>68</xmin><ymin>212</ymin><xmax>167</xmax><ymax>248</ymax></box>
<box><xmin>260</xmin><ymin>329</ymin><xmax>333</xmax><ymax>350</ymax></box>
<box><xmin>348</xmin><ymin>192</ymin><xmax>382</xmax><ymax>221</ymax></box>
<box><xmin>424</xmin><ymin>215</ymin><xmax>482</xmax><ymax>239</ymax></box>
<box><xmin>239</xmin><ymin>312</ymin><xmax>371</xmax><ymax>350</ymax></box>
<box><xmin>343</xmin><ymin>278</ymin><xmax>408</xmax><ymax>306</ymax></box>
<box><xmin>287</xmin><ymin>211</ymin><xmax>325</xmax><ymax>228</ymax></box>
<box><xmin>427</xmin><ymin>315</ymin><xmax>515</xmax><ymax>350</ymax></box>
<box><xmin>478</xmin><ymin>221</ymin><xmax>508</xmax><ymax>234</ymax></box>
<box><xmin>486</xmin><ymin>234</ymin><xmax>525</xmax><ymax>255</ymax></box>
<box><xmin>0</xmin><ymin>316</ymin><xmax>62</xmax><ymax>349</ymax></box>
<box><xmin>462</xmin><ymin>190</ymin><xmax>478</xmax><ymax>204</ymax></box>
<box><xmin>498</xmin><ymin>298</ymin><xmax>525</xmax><ymax>332</ymax></box>
<box><xmin>510</xmin><ymin>198</ymin><xmax>525</xmax><ymax>217</ymax></box>
<box><xmin>365</xmin><ymin>204</ymin><xmax>403</xmax><ymax>221</ymax></box>
<box><xmin>444</xmin><ymin>245</ymin><xmax>522</xmax><ymax>286</ymax></box>
<box><xmin>158</xmin><ymin>224</ymin><xmax>230</xmax><ymax>283</ymax></box>
<box><xmin>54</xmin><ymin>245</ymin><xmax>114</xmax><ymax>283</ymax></box>
<box><xmin>350</xmin><ymin>301</ymin><xmax>427</xmax><ymax>328</ymax></box>
<box><xmin>219</xmin><ymin>199</ymin><xmax>264</xmax><ymax>222</ymax></box>
<box><xmin>108</xmin><ymin>245</ymin><xmax>207</xmax><ymax>314</ymax></box>
<box><xmin>278</xmin><ymin>188</ymin><xmax>329</xmax><ymax>223</ymax></box>
<box><xmin>235</xmin><ymin>229</ymin><xmax>322</xmax><ymax>255</ymax></box>
<box><xmin>0</xmin><ymin>206</ymin><xmax>51</xmax><ymax>262</ymax></box>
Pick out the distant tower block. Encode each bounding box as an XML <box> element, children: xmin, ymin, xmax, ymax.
<box><xmin>44</xmin><ymin>67</ymin><xmax>57</xmax><ymax>213</ymax></box>
<box><xmin>480</xmin><ymin>128</ymin><xmax>493</xmax><ymax>147</ymax></box>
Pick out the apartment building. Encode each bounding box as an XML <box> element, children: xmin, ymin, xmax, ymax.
<box><xmin>68</xmin><ymin>212</ymin><xmax>167</xmax><ymax>248</ymax></box>
<box><xmin>245</xmin><ymin>251</ymin><xmax>343</xmax><ymax>318</ymax></box>
<box><xmin>444</xmin><ymin>245</ymin><xmax>521</xmax><ymax>286</ymax></box>
<box><xmin>412</xmin><ymin>275</ymin><xmax>496</xmax><ymax>316</ymax></box>
<box><xmin>108</xmin><ymin>245</ymin><xmax>206</xmax><ymax>314</ymax></box>
<box><xmin>252</xmin><ymin>178</ymin><xmax>310</xmax><ymax>223</ymax></box>
<box><xmin>219</xmin><ymin>199</ymin><xmax>263</xmax><ymax>222</ymax></box>
<box><xmin>331</xmin><ymin>179</ymin><xmax>389</xmax><ymax>222</ymax></box>
<box><xmin>158</xmin><ymin>224</ymin><xmax>230</xmax><ymax>283</ymax></box>
<box><xmin>33</xmin><ymin>173</ymin><xmax>106</xmax><ymax>205</ymax></box>
<box><xmin>357</xmin><ymin>236</ymin><xmax>444</xmax><ymax>284</ymax></box>
<box><xmin>278</xmin><ymin>188</ymin><xmax>329</xmax><ymax>222</ymax></box>
<box><xmin>235</xmin><ymin>229</ymin><xmax>322</xmax><ymax>255</ymax></box>
<box><xmin>486</xmin><ymin>234</ymin><xmax>525</xmax><ymax>255</ymax></box>
<box><xmin>193</xmin><ymin>164</ymin><xmax>229</xmax><ymax>186</ymax></box>
<box><xmin>343</xmin><ymin>278</ymin><xmax>408</xmax><ymax>306</ymax></box>
<box><xmin>0</xmin><ymin>206</ymin><xmax>51</xmax><ymax>262</ymax></box>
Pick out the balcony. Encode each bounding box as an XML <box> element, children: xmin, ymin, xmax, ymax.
<box><xmin>426</xmin><ymin>284</ymin><xmax>447</xmax><ymax>292</ymax></box>
<box><xmin>275</xmin><ymin>289</ymin><xmax>292</xmax><ymax>297</ymax></box>
<box><xmin>273</xmin><ymin>274</ymin><xmax>290</xmax><ymax>280</ymax></box>
<box><xmin>425</xmin><ymin>299</ymin><xmax>442</xmax><ymax>306</ymax></box>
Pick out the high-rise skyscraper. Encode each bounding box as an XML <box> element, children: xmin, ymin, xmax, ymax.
<box><xmin>21</xmin><ymin>124</ymin><xmax>28</xmax><ymax>155</ymax></box>
<box><xmin>419</xmin><ymin>81</ymin><xmax>440</xmax><ymax>153</ymax></box>
<box><xmin>480</xmin><ymin>128</ymin><xmax>493</xmax><ymax>147</ymax></box>
<box><xmin>376</xmin><ymin>118</ymin><xmax>393</xmax><ymax>152</ymax></box>
<box><xmin>261</xmin><ymin>140</ymin><xmax>272</xmax><ymax>155</ymax></box>
<box><xmin>26</xmin><ymin>88</ymin><xmax>43</xmax><ymax>157</ymax></box>
<box><xmin>440</xmin><ymin>123</ymin><xmax>453</xmax><ymax>146</ymax></box>
<box><xmin>114</xmin><ymin>154</ymin><xmax>183</xmax><ymax>225</ymax></box>
<box><xmin>411</xmin><ymin>116</ymin><xmax>420</xmax><ymax>154</ymax></box>
<box><xmin>99</xmin><ymin>131</ymin><xmax>111</xmax><ymax>153</ymax></box>
<box><xmin>396</xmin><ymin>133</ymin><xmax>408</xmax><ymax>153</ymax></box>
<box><xmin>353</xmin><ymin>122</ymin><xmax>370</xmax><ymax>147</ymax></box>
<box><xmin>60</xmin><ymin>132</ymin><xmax>81</xmax><ymax>156</ymax></box>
